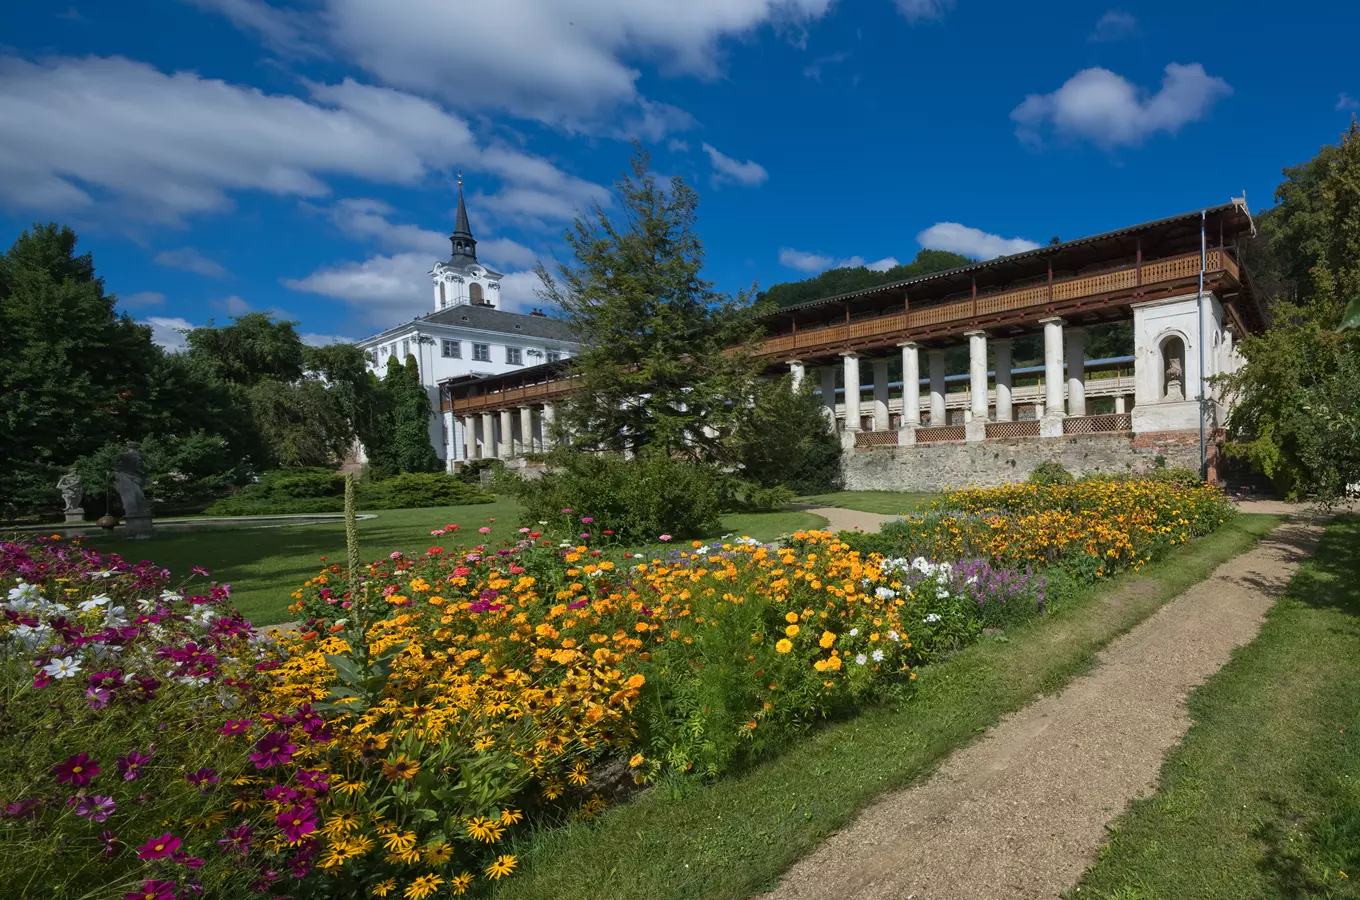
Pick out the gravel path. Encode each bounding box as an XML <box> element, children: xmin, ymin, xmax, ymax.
<box><xmin>797</xmin><ymin>506</ymin><xmax>901</xmax><ymax>535</ymax></box>
<box><xmin>761</xmin><ymin>516</ymin><xmax>1325</xmax><ymax>900</ymax></box>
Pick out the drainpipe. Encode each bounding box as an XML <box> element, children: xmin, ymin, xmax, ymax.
<box><xmin>1198</xmin><ymin>210</ymin><xmax>1207</xmax><ymax>480</ymax></box>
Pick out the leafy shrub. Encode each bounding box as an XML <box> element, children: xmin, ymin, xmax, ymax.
<box><xmin>1029</xmin><ymin>460</ymin><xmax>1075</xmax><ymax>486</ymax></box>
<box><xmin>1146</xmin><ymin>466</ymin><xmax>1203</xmax><ymax>486</ymax></box>
<box><xmin>0</xmin><ymin>538</ymin><xmax>315</xmax><ymax>899</ymax></box>
<box><xmin>206</xmin><ymin>469</ymin><xmax>492</xmax><ymax>515</ymax></box>
<box><xmin>730</xmin><ymin>376</ymin><xmax>843</xmax><ymax>494</ymax></box>
<box><xmin>358</xmin><ymin>472</ymin><xmax>493</xmax><ymax>509</ymax></box>
<box><xmin>512</xmin><ymin>451</ymin><xmax>723</xmax><ymax>543</ymax></box>
<box><xmin>73</xmin><ymin>432</ymin><xmax>247</xmax><ymax>516</ymax></box>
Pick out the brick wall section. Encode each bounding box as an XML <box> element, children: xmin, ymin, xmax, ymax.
<box><xmin>843</xmin><ymin>431</ymin><xmax>1209</xmax><ymax>492</ymax></box>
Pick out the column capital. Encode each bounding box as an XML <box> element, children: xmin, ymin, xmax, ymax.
<box><xmin>1039</xmin><ymin>316</ymin><xmax>1066</xmax><ymax>326</ymax></box>
<box><xmin>897</xmin><ymin>340</ymin><xmax>919</xmax><ymax>349</ymax></box>
<box><xmin>839</xmin><ymin>350</ymin><xmax>859</xmax><ymax>359</ymax></box>
<box><xmin>963</xmin><ymin>328</ymin><xmax>988</xmax><ymax>338</ymax></box>
<box><xmin>785</xmin><ymin>358</ymin><xmax>804</xmax><ymax>366</ymax></box>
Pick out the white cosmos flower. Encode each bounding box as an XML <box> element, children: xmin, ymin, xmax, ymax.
<box><xmin>924</xmin><ymin>613</ymin><xmax>942</xmax><ymax>623</ymax></box>
<box><xmin>849</xmin><ymin>627</ymin><xmax>859</xmax><ymax>637</ymax></box>
<box><xmin>79</xmin><ymin>596</ymin><xmax>111</xmax><ymax>613</ymax></box>
<box><xmin>875</xmin><ymin>586</ymin><xmax>896</xmax><ymax>600</ymax></box>
<box><xmin>888</xmin><ymin>630</ymin><xmax>900</xmax><ymax>642</ymax></box>
<box><xmin>42</xmin><ymin>656</ymin><xmax>82</xmax><ymax>679</ymax></box>
<box><xmin>855</xmin><ymin>653</ymin><xmax>868</xmax><ymax>665</ymax></box>
<box><xmin>872</xmin><ymin>649</ymin><xmax>885</xmax><ymax>662</ymax></box>
<box><xmin>14</xmin><ymin>624</ymin><xmax>49</xmax><ymax>648</ymax></box>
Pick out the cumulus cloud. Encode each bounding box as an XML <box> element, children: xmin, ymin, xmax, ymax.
<box><xmin>917</xmin><ymin>223</ymin><xmax>1039</xmax><ymax>260</ymax></box>
<box><xmin>779</xmin><ymin>248</ymin><xmax>899</xmax><ymax>273</ymax></box>
<box><xmin>154</xmin><ymin>247</ymin><xmax>228</xmax><ymax>278</ymax></box>
<box><xmin>1088</xmin><ymin>10</ymin><xmax>1137</xmax><ymax>42</ymax></box>
<box><xmin>1011</xmin><ymin>63</ymin><xmax>1231</xmax><ymax>149</ymax></box>
<box><xmin>120</xmin><ymin>291</ymin><xmax>165</xmax><ymax>308</ymax></box>
<box><xmin>323</xmin><ymin>0</ymin><xmax>833</xmax><ymax>131</ymax></box>
<box><xmin>144</xmin><ymin>316</ymin><xmax>195</xmax><ymax>352</ymax></box>
<box><xmin>0</xmin><ymin>56</ymin><xmax>606</xmax><ymax>225</ymax></box>
<box><xmin>893</xmin><ymin>0</ymin><xmax>954</xmax><ymax>22</ymax></box>
<box><xmin>667</xmin><ymin>138</ymin><xmax>691</xmax><ymax>153</ymax></box>
<box><xmin>222</xmin><ymin>295</ymin><xmax>253</xmax><ymax>315</ymax></box>
<box><xmin>300</xmin><ymin>332</ymin><xmax>355</xmax><ymax>346</ymax></box>
<box><xmin>702</xmin><ymin>143</ymin><xmax>769</xmax><ymax>188</ymax></box>
<box><xmin>1339</xmin><ymin>92</ymin><xmax>1359</xmax><ymax>111</ymax></box>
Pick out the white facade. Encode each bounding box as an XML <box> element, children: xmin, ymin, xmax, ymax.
<box><xmin>1130</xmin><ymin>290</ymin><xmax>1241</xmax><ymax>433</ymax></box>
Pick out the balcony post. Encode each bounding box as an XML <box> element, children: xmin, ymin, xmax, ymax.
<box><xmin>787</xmin><ymin>359</ymin><xmax>805</xmax><ymax>392</ymax></box>
<box><xmin>994</xmin><ymin>338</ymin><xmax>1014</xmax><ymax>422</ymax></box>
<box><xmin>1066</xmin><ymin>327</ymin><xmax>1087</xmax><ymax>416</ymax></box>
<box><xmin>899</xmin><ymin>341</ymin><xmax>921</xmax><ymax>426</ymax></box>
<box><xmin>519</xmin><ymin>406</ymin><xmax>534</xmax><ymax>456</ymax></box>
<box><xmin>841</xmin><ymin>352</ymin><xmax>862</xmax><ymax>432</ymax></box>
<box><xmin>819</xmin><ymin>365</ymin><xmax>838</xmax><ymax>427</ymax></box>
<box><xmin>498</xmin><ymin>409</ymin><xmax>514</xmax><ymax>460</ymax></box>
<box><xmin>481</xmin><ymin>411</ymin><xmax>495</xmax><ymax>459</ymax></box>
<box><xmin>1040</xmin><ymin>317</ymin><xmax>1066</xmax><ymax>437</ymax></box>
<box><xmin>928</xmin><ymin>349</ymin><xmax>947</xmax><ymax>426</ymax></box>
<box><xmin>872</xmin><ymin>357</ymin><xmax>890</xmax><ymax>431</ymax></box>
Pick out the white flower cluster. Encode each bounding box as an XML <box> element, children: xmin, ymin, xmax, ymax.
<box><xmin>880</xmin><ymin>557</ymin><xmax>954</xmax><ymax>600</ymax></box>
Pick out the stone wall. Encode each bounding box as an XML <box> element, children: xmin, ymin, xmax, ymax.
<box><xmin>843</xmin><ymin>430</ymin><xmax>1205</xmax><ymax>492</ymax></box>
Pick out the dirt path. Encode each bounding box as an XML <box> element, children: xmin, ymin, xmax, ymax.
<box><xmin>762</xmin><ymin>516</ymin><xmax>1325</xmax><ymax>900</ymax></box>
<box><xmin>798</xmin><ymin>506</ymin><xmax>901</xmax><ymax>534</ymax></box>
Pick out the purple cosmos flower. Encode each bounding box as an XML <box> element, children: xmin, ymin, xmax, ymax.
<box><xmin>186</xmin><ymin>768</ymin><xmax>218</xmax><ymax>792</ymax></box>
<box><xmin>53</xmin><ymin>752</ymin><xmax>100</xmax><ymax>786</ymax></box>
<box><xmin>117</xmin><ymin>750</ymin><xmax>153</xmax><ymax>781</ymax></box>
<box><xmin>75</xmin><ymin>794</ymin><xmax>116</xmax><ymax>823</ymax></box>
<box><xmin>262</xmin><ymin>785</ymin><xmax>300</xmax><ymax>803</ymax></box>
<box><xmin>296</xmin><ymin>769</ymin><xmax>328</xmax><ymax>793</ymax></box>
<box><xmin>171</xmin><ymin>850</ymin><xmax>205</xmax><ymax>869</ymax></box>
<box><xmin>137</xmin><ymin>832</ymin><xmax>181</xmax><ymax>860</ymax></box>
<box><xmin>4</xmin><ymin>798</ymin><xmax>40</xmax><ymax>820</ymax></box>
<box><xmin>99</xmin><ymin>829</ymin><xmax>121</xmax><ymax>858</ymax></box>
<box><xmin>219</xmin><ymin>719</ymin><xmax>252</xmax><ymax>737</ymax></box>
<box><xmin>276</xmin><ymin>804</ymin><xmax>317</xmax><ymax>842</ymax></box>
<box><xmin>249</xmin><ymin>732</ymin><xmax>297</xmax><ymax>769</ymax></box>
<box><xmin>86</xmin><ymin>686</ymin><xmax>111</xmax><ymax>710</ymax></box>
<box><xmin>217</xmin><ymin>823</ymin><xmax>254</xmax><ymax>856</ymax></box>
<box><xmin>124</xmin><ymin>879</ymin><xmax>177</xmax><ymax>900</ymax></box>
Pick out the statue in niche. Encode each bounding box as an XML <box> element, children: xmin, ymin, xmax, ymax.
<box><xmin>1164</xmin><ymin>356</ymin><xmax>1184</xmax><ymax>401</ymax></box>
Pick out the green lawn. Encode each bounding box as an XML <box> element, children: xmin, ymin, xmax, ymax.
<box><xmin>1071</xmin><ymin>515</ymin><xmax>1360</xmax><ymax>900</ymax></box>
<box><xmin>80</xmin><ymin>499</ymin><xmax>828</xmax><ymax>626</ymax></box>
<box><xmin>491</xmin><ymin>514</ymin><xmax>1284</xmax><ymax>900</ymax></box>
<box><xmin>797</xmin><ymin>490</ymin><xmax>937</xmax><ymax>515</ymax></box>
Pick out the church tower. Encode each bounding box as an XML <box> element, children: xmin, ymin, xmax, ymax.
<box><xmin>429</xmin><ymin>176</ymin><xmax>502</xmax><ymax>311</ymax></box>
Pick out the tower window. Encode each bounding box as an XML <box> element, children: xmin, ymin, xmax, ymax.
<box><xmin>439</xmin><ymin>281</ymin><xmax>446</xmax><ymax>308</ymax></box>
<box><xmin>441</xmin><ymin>339</ymin><xmax>460</xmax><ymax>359</ymax></box>
<box><xmin>472</xmin><ymin>343</ymin><xmax>491</xmax><ymax>362</ymax></box>
<box><xmin>506</xmin><ymin>347</ymin><xmax>522</xmax><ymax>365</ymax></box>
<box><xmin>469</xmin><ymin>283</ymin><xmax>484</xmax><ymax>305</ymax></box>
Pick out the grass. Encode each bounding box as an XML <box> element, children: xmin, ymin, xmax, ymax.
<box><xmin>1070</xmin><ymin>515</ymin><xmax>1360</xmax><ymax>900</ymax></box>
<box><xmin>78</xmin><ymin>499</ymin><xmax>828</xmax><ymax>626</ymax></box>
<box><xmin>491</xmin><ymin>513</ymin><xmax>1284</xmax><ymax>900</ymax></box>
<box><xmin>797</xmin><ymin>490</ymin><xmax>937</xmax><ymax>515</ymax></box>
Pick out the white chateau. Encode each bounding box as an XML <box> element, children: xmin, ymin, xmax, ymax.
<box><xmin>356</xmin><ymin>185</ymin><xmax>580</xmax><ymax>467</ymax></box>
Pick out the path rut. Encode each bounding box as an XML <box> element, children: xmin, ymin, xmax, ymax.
<box><xmin>761</xmin><ymin>516</ymin><xmax>1324</xmax><ymax>900</ymax></box>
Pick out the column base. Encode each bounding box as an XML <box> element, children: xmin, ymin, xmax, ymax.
<box><xmin>123</xmin><ymin>515</ymin><xmax>154</xmax><ymax>539</ymax></box>
<box><xmin>898</xmin><ymin>426</ymin><xmax>917</xmax><ymax>446</ymax></box>
<box><xmin>840</xmin><ymin>431</ymin><xmax>857</xmax><ymax>451</ymax></box>
<box><xmin>1039</xmin><ymin>415</ymin><xmax>1065</xmax><ymax>438</ymax></box>
<box><xmin>965</xmin><ymin>420</ymin><xmax>987</xmax><ymax>442</ymax></box>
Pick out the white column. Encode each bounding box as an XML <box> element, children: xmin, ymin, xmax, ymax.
<box><xmin>1114</xmin><ymin>395</ymin><xmax>1126</xmax><ymax>414</ymax></box>
<box><xmin>1066</xmin><ymin>327</ymin><xmax>1087</xmax><ymax>417</ymax></box>
<box><xmin>871</xmin><ymin>358</ymin><xmax>890</xmax><ymax>431</ymax></box>
<box><xmin>994</xmin><ymin>339</ymin><xmax>1013</xmax><ymax>423</ymax></box>
<box><xmin>519</xmin><ymin>406</ymin><xmax>533</xmax><ymax>456</ymax></box>
<box><xmin>541</xmin><ymin>402</ymin><xmax>557</xmax><ymax>448</ymax></box>
<box><xmin>899</xmin><ymin>342</ymin><xmax>921</xmax><ymax>426</ymax></box>
<box><xmin>966</xmin><ymin>330</ymin><xmax>988</xmax><ymax>422</ymax></box>
<box><xmin>1041</xmin><ymin>317</ymin><xmax>1065</xmax><ymax>418</ymax></box>
<box><xmin>787</xmin><ymin>360</ymin><xmax>805</xmax><ymax>392</ymax></box>
<box><xmin>481</xmin><ymin>412</ymin><xmax>495</xmax><ymax>459</ymax></box>
<box><xmin>928</xmin><ymin>349</ymin><xmax>947</xmax><ymax>426</ymax></box>
<box><xmin>498</xmin><ymin>409</ymin><xmax>514</xmax><ymax>460</ymax></box>
<box><xmin>841</xmin><ymin>353</ymin><xmax>862</xmax><ymax>431</ymax></box>
<box><xmin>819</xmin><ymin>366</ymin><xmax>838</xmax><ymax>425</ymax></box>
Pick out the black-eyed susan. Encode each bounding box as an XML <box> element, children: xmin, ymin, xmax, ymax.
<box><xmin>485</xmin><ymin>855</ymin><xmax>517</xmax><ymax>880</ymax></box>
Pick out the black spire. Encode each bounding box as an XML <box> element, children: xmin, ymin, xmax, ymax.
<box><xmin>449</xmin><ymin>174</ymin><xmax>477</xmax><ymax>266</ymax></box>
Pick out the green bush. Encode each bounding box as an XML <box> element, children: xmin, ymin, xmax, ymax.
<box><xmin>1029</xmin><ymin>460</ymin><xmax>1075</xmax><ymax>486</ymax></box>
<box><xmin>513</xmin><ymin>451</ymin><xmax>723</xmax><ymax>543</ymax></box>
<box><xmin>72</xmin><ymin>432</ymin><xmax>247</xmax><ymax>516</ymax></box>
<box><xmin>730</xmin><ymin>376</ymin><xmax>843</xmax><ymax>494</ymax></box>
<box><xmin>205</xmin><ymin>469</ymin><xmax>492</xmax><ymax>515</ymax></box>
<box><xmin>359</xmin><ymin>472</ymin><xmax>494</xmax><ymax>509</ymax></box>
<box><xmin>1147</xmin><ymin>466</ymin><xmax>1203</xmax><ymax>486</ymax></box>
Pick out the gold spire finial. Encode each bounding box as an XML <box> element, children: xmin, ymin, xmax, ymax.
<box><xmin>457</xmin><ymin>171</ymin><xmax>463</xmax><ymax>189</ymax></box>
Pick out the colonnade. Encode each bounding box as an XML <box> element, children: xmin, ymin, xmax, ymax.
<box><xmin>454</xmin><ymin>401</ymin><xmax>558</xmax><ymax>461</ymax></box>
<box><xmin>793</xmin><ymin>317</ymin><xmax>1131</xmax><ymax>440</ymax></box>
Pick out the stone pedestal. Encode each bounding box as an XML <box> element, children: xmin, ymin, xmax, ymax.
<box><xmin>898</xmin><ymin>426</ymin><xmax>917</xmax><ymax>446</ymax></box>
<box><xmin>965</xmin><ymin>420</ymin><xmax>987</xmax><ymax>442</ymax></box>
<box><xmin>1040</xmin><ymin>416</ymin><xmax>1065</xmax><ymax>438</ymax></box>
<box><xmin>64</xmin><ymin>508</ymin><xmax>85</xmax><ymax>524</ymax></box>
<box><xmin>123</xmin><ymin>514</ymin><xmax>154</xmax><ymax>539</ymax></box>
<box><xmin>840</xmin><ymin>431</ymin><xmax>857</xmax><ymax>451</ymax></box>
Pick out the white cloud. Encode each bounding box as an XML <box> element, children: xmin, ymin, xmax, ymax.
<box><xmin>702</xmin><ymin>143</ymin><xmax>769</xmax><ymax>188</ymax></box>
<box><xmin>779</xmin><ymin>248</ymin><xmax>899</xmax><ymax>273</ymax></box>
<box><xmin>497</xmin><ymin>270</ymin><xmax>549</xmax><ymax>313</ymax></box>
<box><xmin>893</xmin><ymin>0</ymin><xmax>954</xmax><ymax>22</ymax></box>
<box><xmin>183</xmin><ymin>0</ymin><xmax>318</xmax><ymax>56</ymax></box>
<box><xmin>120</xmin><ymin>291</ymin><xmax>165</xmax><ymax>308</ymax></box>
<box><xmin>0</xmin><ymin>56</ymin><xmax>606</xmax><ymax>225</ymax></box>
<box><xmin>917</xmin><ymin>223</ymin><xmax>1039</xmax><ymax>260</ymax></box>
<box><xmin>324</xmin><ymin>0</ymin><xmax>832</xmax><ymax>131</ymax></box>
<box><xmin>144</xmin><ymin>316</ymin><xmax>195</xmax><ymax>352</ymax></box>
<box><xmin>1012</xmin><ymin>63</ymin><xmax>1231</xmax><ymax>149</ymax></box>
<box><xmin>223</xmin><ymin>294</ymin><xmax>252</xmax><ymax>315</ymax></box>
<box><xmin>1089</xmin><ymin>10</ymin><xmax>1137</xmax><ymax>42</ymax></box>
<box><xmin>479</xmin><ymin>238</ymin><xmax>541</xmax><ymax>271</ymax></box>
<box><xmin>667</xmin><ymin>138</ymin><xmax>691</xmax><ymax>153</ymax></box>
<box><xmin>1339</xmin><ymin>92</ymin><xmax>1359</xmax><ymax>111</ymax></box>
<box><xmin>803</xmin><ymin>51</ymin><xmax>849</xmax><ymax>82</ymax></box>
<box><xmin>154</xmin><ymin>247</ymin><xmax>228</xmax><ymax>278</ymax></box>
<box><xmin>328</xmin><ymin>198</ymin><xmax>448</xmax><ymax>255</ymax></box>
<box><xmin>300</xmin><ymin>332</ymin><xmax>355</xmax><ymax>346</ymax></box>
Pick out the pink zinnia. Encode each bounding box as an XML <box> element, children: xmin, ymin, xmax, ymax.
<box><xmin>137</xmin><ymin>832</ymin><xmax>181</xmax><ymax>860</ymax></box>
<box><xmin>53</xmin><ymin>752</ymin><xmax>100</xmax><ymax>786</ymax></box>
<box><xmin>478</xmin><ymin>527</ymin><xmax>491</xmax><ymax>534</ymax></box>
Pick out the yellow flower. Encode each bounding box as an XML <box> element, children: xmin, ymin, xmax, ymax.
<box><xmin>382</xmin><ymin>755</ymin><xmax>420</xmax><ymax>781</ymax></box>
<box><xmin>403</xmin><ymin>874</ymin><xmax>444</xmax><ymax>900</ymax></box>
<box><xmin>465</xmin><ymin>816</ymin><xmax>505</xmax><ymax>843</ymax></box>
<box><xmin>629</xmin><ymin>753</ymin><xmax>646</xmax><ymax>768</ymax></box>
<box><xmin>449</xmin><ymin>873</ymin><xmax>474</xmax><ymax>895</ymax></box>
<box><xmin>819</xmin><ymin>631</ymin><xmax>836</xmax><ymax>649</ymax></box>
<box><xmin>486</xmin><ymin>855</ymin><xmax>518</xmax><ymax>880</ymax></box>
<box><xmin>775</xmin><ymin>639</ymin><xmax>793</xmax><ymax>654</ymax></box>
<box><xmin>370</xmin><ymin>879</ymin><xmax>396</xmax><ymax>897</ymax></box>
<box><xmin>784</xmin><ymin>624</ymin><xmax>800</xmax><ymax>637</ymax></box>
<box><xmin>499</xmin><ymin>807</ymin><xmax>525</xmax><ymax>825</ymax></box>
<box><xmin>422</xmin><ymin>842</ymin><xmax>452</xmax><ymax>865</ymax></box>
<box><xmin>381</xmin><ymin>830</ymin><xmax>417</xmax><ymax>854</ymax></box>
<box><xmin>784</xmin><ymin>611</ymin><xmax>799</xmax><ymax>623</ymax></box>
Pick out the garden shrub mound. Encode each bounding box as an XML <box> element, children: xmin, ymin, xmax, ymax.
<box><xmin>0</xmin><ymin>538</ymin><xmax>324</xmax><ymax>899</ymax></box>
<box><xmin>206</xmin><ymin>469</ymin><xmax>493</xmax><ymax>516</ymax></box>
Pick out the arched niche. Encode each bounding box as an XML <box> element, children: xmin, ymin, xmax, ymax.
<box><xmin>1158</xmin><ymin>332</ymin><xmax>1187</xmax><ymax>401</ymax></box>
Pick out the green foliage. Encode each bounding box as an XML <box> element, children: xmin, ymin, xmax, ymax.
<box><xmin>205</xmin><ymin>469</ymin><xmax>491</xmax><ymax>516</ymax></box>
<box><xmin>1225</xmin><ymin>121</ymin><xmax>1360</xmax><ymax>500</ymax></box>
<box><xmin>73</xmin><ymin>432</ymin><xmax>246</xmax><ymax>515</ymax></box>
<box><xmin>185</xmin><ymin>311</ymin><xmax>305</xmax><ymax>385</ymax></box>
<box><xmin>379</xmin><ymin>355</ymin><xmax>441</xmax><ymax>474</ymax></box>
<box><xmin>759</xmin><ymin>249</ymin><xmax>971</xmax><ymax>308</ymax></box>
<box><xmin>538</xmin><ymin>145</ymin><xmax>760</xmax><ymax>459</ymax></box>
<box><xmin>358</xmin><ymin>472</ymin><xmax>492</xmax><ymax>510</ymax></box>
<box><xmin>730</xmin><ymin>376</ymin><xmax>843</xmax><ymax>494</ymax></box>
<box><xmin>1028</xmin><ymin>460</ymin><xmax>1075</xmax><ymax>486</ymax></box>
<box><xmin>511</xmin><ymin>451</ymin><xmax>724</xmax><ymax>543</ymax></box>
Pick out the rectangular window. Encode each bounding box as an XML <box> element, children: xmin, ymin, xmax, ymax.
<box><xmin>545</xmin><ymin>350</ymin><xmax>561</xmax><ymax>363</ymax></box>
<box><xmin>401</xmin><ymin>339</ymin><xmax>410</xmax><ymax>359</ymax></box>
<box><xmin>441</xmin><ymin>339</ymin><xmax>460</xmax><ymax>359</ymax></box>
<box><xmin>506</xmin><ymin>347</ymin><xmax>522</xmax><ymax>365</ymax></box>
<box><xmin>472</xmin><ymin>343</ymin><xmax>491</xmax><ymax>362</ymax></box>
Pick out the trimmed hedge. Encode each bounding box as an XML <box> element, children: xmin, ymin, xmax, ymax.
<box><xmin>205</xmin><ymin>469</ymin><xmax>493</xmax><ymax>515</ymax></box>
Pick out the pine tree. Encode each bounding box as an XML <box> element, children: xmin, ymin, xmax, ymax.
<box><xmin>537</xmin><ymin>146</ymin><xmax>760</xmax><ymax>459</ymax></box>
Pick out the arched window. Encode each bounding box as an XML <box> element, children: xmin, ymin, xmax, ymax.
<box><xmin>469</xmin><ymin>283</ymin><xmax>484</xmax><ymax>305</ymax></box>
<box><xmin>438</xmin><ymin>281</ymin><xmax>446</xmax><ymax>308</ymax></box>
<box><xmin>1159</xmin><ymin>335</ymin><xmax>1186</xmax><ymax>400</ymax></box>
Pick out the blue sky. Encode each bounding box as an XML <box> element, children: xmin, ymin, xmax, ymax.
<box><xmin>1</xmin><ymin>0</ymin><xmax>1356</xmax><ymax>348</ymax></box>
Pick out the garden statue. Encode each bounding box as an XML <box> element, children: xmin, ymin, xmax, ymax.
<box><xmin>1165</xmin><ymin>356</ymin><xmax>1184</xmax><ymax>401</ymax></box>
<box><xmin>113</xmin><ymin>441</ymin><xmax>154</xmax><ymax>538</ymax></box>
<box><xmin>56</xmin><ymin>469</ymin><xmax>84</xmax><ymax>524</ymax></box>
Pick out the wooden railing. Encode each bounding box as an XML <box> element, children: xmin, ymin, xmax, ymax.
<box><xmin>449</xmin><ymin>377</ymin><xmax>578</xmax><ymax>414</ymax></box>
<box><xmin>759</xmin><ymin>249</ymin><xmax>1236</xmax><ymax>358</ymax></box>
